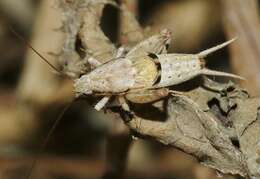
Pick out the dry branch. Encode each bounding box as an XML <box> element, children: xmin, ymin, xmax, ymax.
<box><xmin>4</xmin><ymin>0</ymin><xmax>259</xmax><ymax>178</ymax></box>
<box><xmin>56</xmin><ymin>1</ymin><xmax>260</xmax><ymax>178</ymax></box>
<box><xmin>126</xmin><ymin>78</ymin><xmax>260</xmax><ymax>178</ymax></box>
<box><xmin>222</xmin><ymin>0</ymin><xmax>260</xmax><ymax>96</ymax></box>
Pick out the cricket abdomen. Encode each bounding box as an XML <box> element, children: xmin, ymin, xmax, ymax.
<box><xmin>153</xmin><ymin>54</ymin><xmax>202</xmax><ymax>88</ymax></box>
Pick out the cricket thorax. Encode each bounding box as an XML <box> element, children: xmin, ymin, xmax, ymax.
<box><xmin>73</xmin><ymin>55</ymin><xmax>159</xmax><ymax>96</ymax></box>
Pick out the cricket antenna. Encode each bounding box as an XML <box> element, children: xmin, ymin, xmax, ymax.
<box><xmin>9</xmin><ymin>27</ymin><xmax>62</xmax><ymax>74</ymax></box>
<box><xmin>201</xmin><ymin>69</ymin><xmax>245</xmax><ymax>80</ymax></box>
<box><xmin>25</xmin><ymin>100</ymin><xmax>74</xmax><ymax>179</ymax></box>
<box><xmin>198</xmin><ymin>38</ymin><xmax>237</xmax><ymax>58</ymax></box>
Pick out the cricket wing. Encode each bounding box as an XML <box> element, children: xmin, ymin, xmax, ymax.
<box><xmin>74</xmin><ymin>58</ymin><xmax>137</xmax><ymax>95</ymax></box>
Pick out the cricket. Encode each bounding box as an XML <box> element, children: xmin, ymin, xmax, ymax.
<box><xmin>18</xmin><ymin>28</ymin><xmax>243</xmax><ymax>113</ymax></box>
<box><xmin>74</xmin><ymin>34</ymin><xmax>243</xmax><ymax>112</ymax></box>
<box><xmin>19</xmin><ymin>28</ymin><xmax>243</xmax><ymax>113</ymax></box>
<box><xmin>12</xmin><ymin>25</ymin><xmax>244</xmax><ymax>179</ymax></box>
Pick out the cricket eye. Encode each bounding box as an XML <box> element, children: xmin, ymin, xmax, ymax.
<box><xmin>148</xmin><ymin>53</ymin><xmax>158</xmax><ymax>59</ymax></box>
<box><xmin>165</xmin><ymin>43</ymin><xmax>170</xmax><ymax>50</ymax></box>
<box><xmin>75</xmin><ymin>33</ymin><xmax>86</xmax><ymax>58</ymax></box>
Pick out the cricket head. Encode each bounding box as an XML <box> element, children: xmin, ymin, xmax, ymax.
<box><xmin>74</xmin><ymin>77</ymin><xmax>93</xmax><ymax>97</ymax></box>
<box><xmin>197</xmin><ymin>38</ymin><xmax>245</xmax><ymax>80</ymax></box>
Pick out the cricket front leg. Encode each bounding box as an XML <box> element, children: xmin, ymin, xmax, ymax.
<box><xmin>118</xmin><ymin>96</ymin><xmax>131</xmax><ymax>112</ymax></box>
<box><xmin>95</xmin><ymin>96</ymin><xmax>111</xmax><ymax>111</ymax></box>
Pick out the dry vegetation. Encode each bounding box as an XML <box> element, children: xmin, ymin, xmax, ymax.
<box><xmin>0</xmin><ymin>0</ymin><xmax>260</xmax><ymax>179</ymax></box>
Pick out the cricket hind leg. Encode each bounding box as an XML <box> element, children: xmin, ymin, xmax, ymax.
<box><xmin>125</xmin><ymin>88</ymin><xmax>170</xmax><ymax>104</ymax></box>
<box><xmin>122</xmin><ymin>89</ymin><xmax>171</xmax><ymax>122</ymax></box>
<box><xmin>201</xmin><ymin>76</ymin><xmax>236</xmax><ymax>93</ymax></box>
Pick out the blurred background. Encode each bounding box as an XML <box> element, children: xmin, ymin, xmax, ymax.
<box><xmin>0</xmin><ymin>0</ymin><xmax>259</xmax><ymax>178</ymax></box>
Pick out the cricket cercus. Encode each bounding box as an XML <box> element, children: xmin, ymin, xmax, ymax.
<box><xmin>74</xmin><ymin>29</ymin><xmax>243</xmax><ymax>112</ymax></box>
